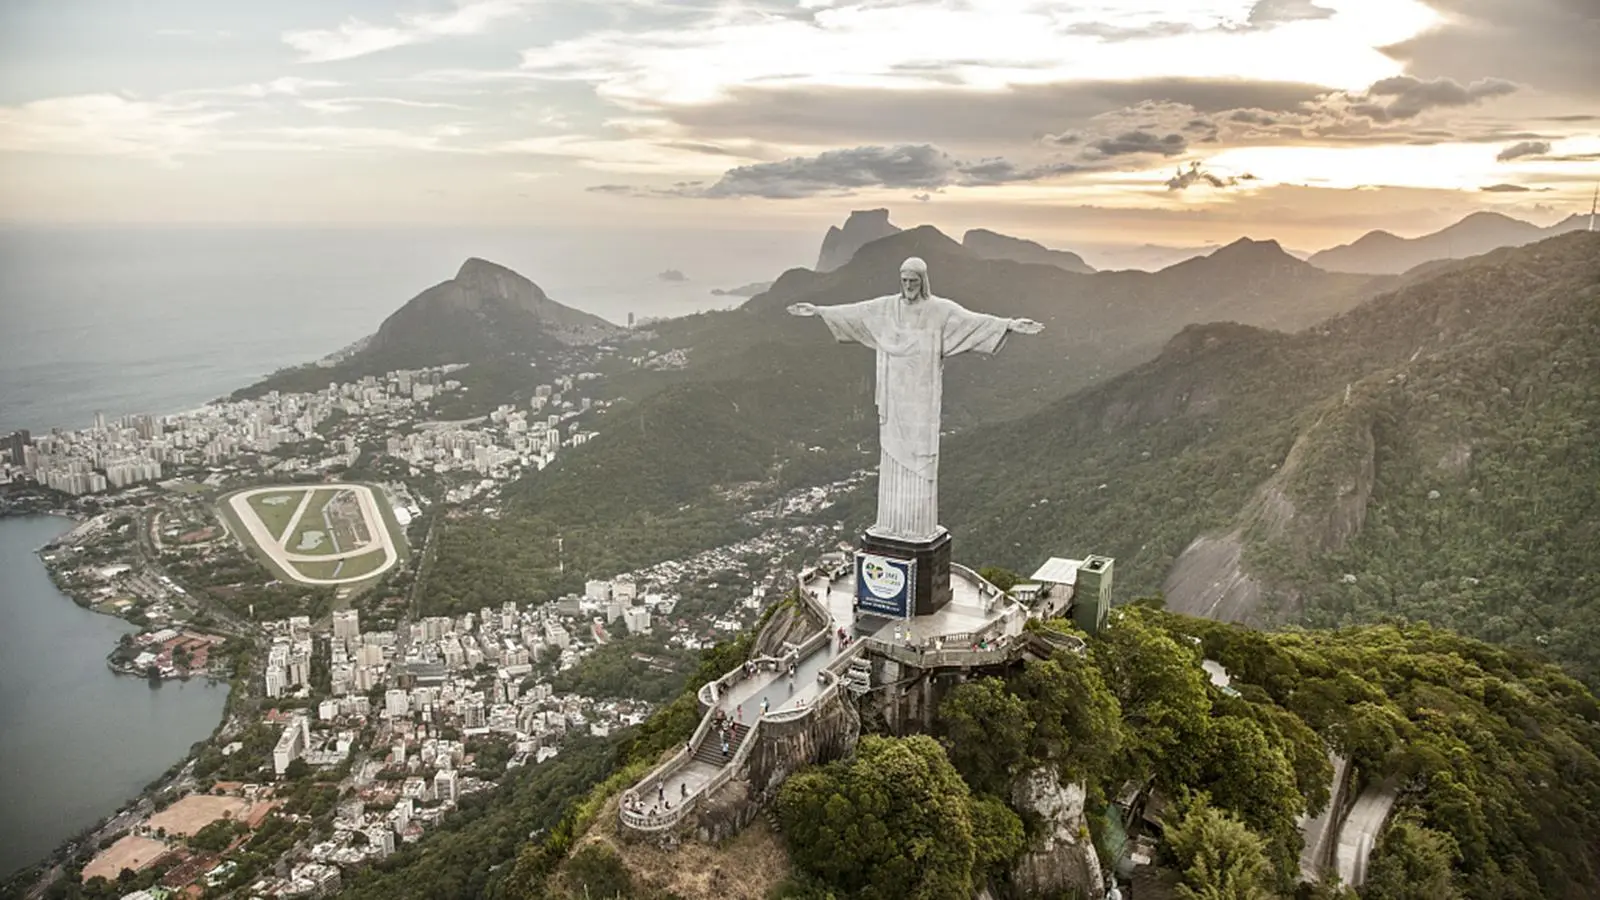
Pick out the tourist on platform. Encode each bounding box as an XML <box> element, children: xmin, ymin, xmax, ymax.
<box><xmin>658</xmin><ymin>783</ymin><xmax>664</xmax><ymax>803</ymax></box>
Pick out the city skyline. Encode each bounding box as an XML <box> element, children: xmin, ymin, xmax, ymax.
<box><xmin>0</xmin><ymin>0</ymin><xmax>1596</xmax><ymax>249</ymax></box>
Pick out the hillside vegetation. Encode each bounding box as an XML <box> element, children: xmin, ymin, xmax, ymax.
<box><xmin>925</xmin><ymin>231</ymin><xmax>1600</xmax><ymax>685</ymax></box>
<box><xmin>420</xmin><ymin>226</ymin><xmax>1389</xmax><ymax>610</ymax></box>
<box><xmin>498</xmin><ymin>608</ymin><xmax>1600</xmax><ymax>900</ymax></box>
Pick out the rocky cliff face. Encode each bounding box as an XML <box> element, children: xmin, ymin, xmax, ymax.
<box><xmin>1008</xmin><ymin>767</ymin><xmax>1104</xmax><ymax>897</ymax></box>
<box><xmin>816</xmin><ymin>209</ymin><xmax>902</xmax><ymax>272</ymax></box>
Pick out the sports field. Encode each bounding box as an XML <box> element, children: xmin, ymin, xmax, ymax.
<box><xmin>222</xmin><ymin>483</ymin><xmax>405</xmax><ymax>586</ymax></box>
<box><xmin>82</xmin><ymin>835</ymin><xmax>167</xmax><ymax>881</ymax></box>
<box><xmin>246</xmin><ymin>490</ymin><xmax>303</xmax><ymax>542</ymax></box>
<box><xmin>147</xmin><ymin>795</ymin><xmax>250</xmax><ymax>837</ymax></box>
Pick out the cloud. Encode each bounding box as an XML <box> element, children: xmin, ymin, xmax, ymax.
<box><xmin>1063</xmin><ymin>21</ymin><xmax>1199</xmax><ymax>41</ymax></box>
<box><xmin>1496</xmin><ymin>140</ymin><xmax>1552</xmax><ymax>161</ymax></box>
<box><xmin>1479</xmin><ymin>183</ymin><xmax>1533</xmax><ymax>191</ymax></box>
<box><xmin>169</xmin><ymin>78</ymin><xmax>343</xmax><ymax>101</ymax></box>
<box><xmin>1066</xmin><ymin>0</ymin><xmax>1335</xmax><ymax>42</ymax></box>
<box><xmin>1245</xmin><ymin>0</ymin><xmax>1336</xmax><ymax>27</ymax></box>
<box><xmin>1164</xmin><ymin>161</ymin><xmax>1255</xmax><ymax>191</ymax></box>
<box><xmin>913</xmin><ymin>192</ymin><xmax>932</xmax><ymax>202</ymax></box>
<box><xmin>0</xmin><ymin>94</ymin><xmax>233</xmax><ymax>164</ymax></box>
<box><xmin>299</xmin><ymin>97</ymin><xmax>475</xmax><ymax>116</ymax></box>
<box><xmin>1346</xmin><ymin>75</ymin><xmax>1518</xmax><ymax>121</ymax></box>
<box><xmin>646</xmin><ymin>78</ymin><xmax>1333</xmax><ymax>147</ymax></box>
<box><xmin>591</xmin><ymin>144</ymin><xmax>1089</xmax><ymax>199</ymax></box>
<box><xmin>1085</xmin><ymin>130</ymin><xmax>1188</xmax><ymax>157</ymax></box>
<box><xmin>284</xmin><ymin>0</ymin><xmax>539</xmax><ymax>63</ymax></box>
<box><xmin>1380</xmin><ymin>0</ymin><xmax>1600</xmax><ymax>98</ymax></box>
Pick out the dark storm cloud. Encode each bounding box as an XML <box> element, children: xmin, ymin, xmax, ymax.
<box><xmin>1496</xmin><ymin>140</ymin><xmax>1552</xmax><ymax>161</ymax></box>
<box><xmin>1347</xmin><ymin>75</ymin><xmax>1518</xmax><ymax>121</ymax></box>
<box><xmin>588</xmin><ymin>144</ymin><xmax>1089</xmax><ymax>199</ymax></box>
<box><xmin>1380</xmin><ymin>0</ymin><xmax>1600</xmax><ymax>98</ymax></box>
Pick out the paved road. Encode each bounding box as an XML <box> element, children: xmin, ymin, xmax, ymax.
<box><xmin>1298</xmin><ymin>753</ymin><xmax>1350</xmax><ymax>881</ymax></box>
<box><xmin>227</xmin><ymin>484</ymin><xmax>399</xmax><ymax>585</ymax></box>
<box><xmin>1335</xmin><ymin>780</ymin><xmax>1399</xmax><ymax>887</ymax></box>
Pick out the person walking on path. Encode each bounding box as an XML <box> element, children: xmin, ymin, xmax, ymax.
<box><xmin>760</xmin><ymin>697</ymin><xmax>769</xmax><ymax>717</ymax></box>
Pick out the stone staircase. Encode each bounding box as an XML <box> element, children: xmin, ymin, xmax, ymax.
<box><xmin>693</xmin><ymin>721</ymin><xmax>751</xmax><ymax>767</ymax></box>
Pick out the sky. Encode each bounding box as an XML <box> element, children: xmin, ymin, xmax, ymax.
<box><xmin>0</xmin><ymin>0</ymin><xmax>1596</xmax><ymax>252</ymax></box>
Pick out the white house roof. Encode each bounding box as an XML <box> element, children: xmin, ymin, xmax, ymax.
<box><xmin>1030</xmin><ymin>558</ymin><xmax>1083</xmax><ymax>586</ymax></box>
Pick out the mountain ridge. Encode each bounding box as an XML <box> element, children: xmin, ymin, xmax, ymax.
<box><xmin>235</xmin><ymin>257</ymin><xmax>623</xmax><ymax>400</ymax></box>
<box><xmin>1308</xmin><ymin>210</ymin><xmax>1588</xmax><ymax>274</ymax></box>
<box><xmin>960</xmin><ymin>228</ymin><xmax>1096</xmax><ymax>273</ymax></box>
<box><xmin>930</xmin><ymin>230</ymin><xmax>1600</xmax><ymax>682</ymax></box>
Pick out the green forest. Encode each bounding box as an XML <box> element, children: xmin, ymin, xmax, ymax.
<box><xmin>444</xmin><ymin>606</ymin><xmax>1600</xmax><ymax>900</ymax></box>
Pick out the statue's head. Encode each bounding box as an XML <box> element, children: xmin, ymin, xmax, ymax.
<box><xmin>899</xmin><ymin>257</ymin><xmax>930</xmax><ymax>302</ymax></box>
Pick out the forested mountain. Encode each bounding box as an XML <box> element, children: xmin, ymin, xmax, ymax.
<box><xmin>927</xmin><ymin>231</ymin><xmax>1600</xmax><ymax>684</ymax></box>
<box><xmin>234</xmin><ymin>257</ymin><xmax>623</xmax><ymax>399</ymax></box>
<box><xmin>341</xmin><ymin>608</ymin><xmax>1600</xmax><ymax>900</ymax></box>
<box><xmin>419</xmin><ymin>226</ymin><xmax>1388</xmax><ymax>613</ymax></box>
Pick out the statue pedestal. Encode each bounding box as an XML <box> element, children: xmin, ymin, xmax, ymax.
<box><xmin>858</xmin><ymin>529</ymin><xmax>952</xmax><ymax>619</ymax></box>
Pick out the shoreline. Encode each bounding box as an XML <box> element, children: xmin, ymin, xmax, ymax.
<box><xmin>0</xmin><ymin>508</ymin><xmax>248</xmax><ymax>892</ymax></box>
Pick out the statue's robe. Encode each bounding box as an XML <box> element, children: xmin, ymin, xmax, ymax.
<box><xmin>814</xmin><ymin>293</ymin><xmax>1013</xmax><ymax>542</ymax></box>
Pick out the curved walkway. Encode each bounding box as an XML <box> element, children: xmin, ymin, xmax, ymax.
<box><xmin>226</xmin><ymin>484</ymin><xmax>399</xmax><ymax>585</ymax></box>
<box><xmin>621</xmin><ymin>568</ymin><xmax>858</xmax><ymax>831</ymax></box>
<box><xmin>619</xmin><ymin>563</ymin><xmax>1034</xmax><ymax>833</ymax></box>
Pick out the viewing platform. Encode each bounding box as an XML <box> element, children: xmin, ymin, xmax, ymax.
<box><xmin>617</xmin><ymin>557</ymin><xmax>1086</xmax><ymax>838</ymax></box>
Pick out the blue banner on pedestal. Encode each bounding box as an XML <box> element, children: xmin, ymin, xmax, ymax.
<box><xmin>856</xmin><ymin>552</ymin><xmax>914</xmax><ymax>619</ymax></box>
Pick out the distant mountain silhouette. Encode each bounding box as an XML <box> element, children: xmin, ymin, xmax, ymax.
<box><xmin>960</xmin><ymin>228</ymin><xmax>1095</xmax><ymax>273</ymax></box>
<box><xmin>710</xmin><ymin>281</ymin><xmax>773</xmax><ymax>297</ymax></box>
<box><xmin>237</xmin><ymin>258</ymin><xmax>621</xmax><ymax>399</ymax></box>
<box><xmin>507</xmin><ymin>224</ymin><xmax>1390</xmax><ymax>543</ymax></box>
<box><xmin>816</xmin><ymin>209</ymin><xmax>902</xmax><ymax>272</ymax></box>
<box><xmin>1308</xmin><ymin>211</ymin><xmax>1588</xmax><ymax>274</ymax></box>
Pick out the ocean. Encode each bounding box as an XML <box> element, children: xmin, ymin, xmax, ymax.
<box><xmin>0</xmin><ymin>224</ymin><xmax>817</xmax><ymax>435</ymax></box>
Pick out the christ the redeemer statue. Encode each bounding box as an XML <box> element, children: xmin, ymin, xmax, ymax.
<box><xmin>789</xmin><ymin>256</ymin><xmax>1043</xmax><ymax>543</ymax></box>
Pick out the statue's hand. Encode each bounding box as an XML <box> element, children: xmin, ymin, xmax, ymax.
<box><xmin>787</xmin><ymin>302</ymin><xmax>819</xmax><ymax>317</ymax></box>
<box><xmin>1010</xmin><ymin>317</ymin><xmax>1045</xmax><ymax>335</ymax></box>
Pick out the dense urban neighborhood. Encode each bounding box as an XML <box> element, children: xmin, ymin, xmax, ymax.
<box><xmin>0</xmin><ymin>343</ymin><xmax>869</xmax><ymax>899</ymax></box>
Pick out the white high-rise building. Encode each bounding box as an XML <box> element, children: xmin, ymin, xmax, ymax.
<box><xmin>366</xmin><ymin>826</ymin><xmax>396</xmax><ymax>858</ymax></box>
<box><xmin>332</xmin><ymin>609</ymin><xmax>360</xmax><ymax>647</ymax></box>
<box><xmin>385</xmin><ymin>689</ymin><xmax>410</xmax><ymax>719</ymax></box>
<box><xmin>434</xmin><ymin>769</ymin><xmax>459</xmax><ymax>804</ymax></box>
